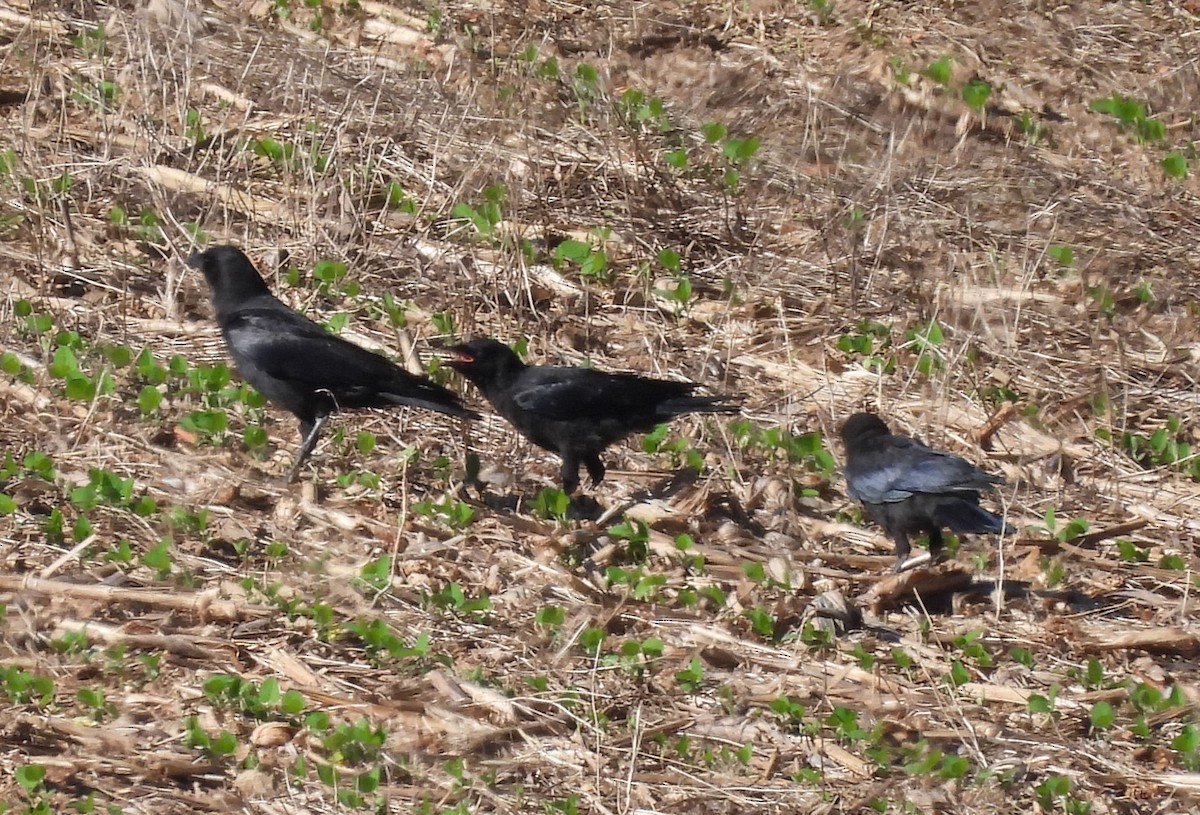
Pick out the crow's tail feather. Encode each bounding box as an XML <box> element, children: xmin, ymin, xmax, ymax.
<box><xmin>933</xmin><ymin>500</ymin><xmax>1014</xmax><ymax>535</ymax></box>
<box><xmin>658</xmin><ymin>395</ymin><xmax>741</xmax><ymax>417</ymax></box>
<box><xmin>383</xmin><ymin>377</ymin><xmax>482</xmax><ymax>420</ymax></box>
<box><xmin>391</xmin><ymin>396</ymin><xmax>481</xmax><ymax>420</ymax></box>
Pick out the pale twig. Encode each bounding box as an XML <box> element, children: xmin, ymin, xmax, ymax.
<box><xmin>0</xmin><ymin>575</ymin><xmax>272</xmax><ymax>622</ymax></box>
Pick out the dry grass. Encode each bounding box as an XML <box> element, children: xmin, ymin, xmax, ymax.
<box><xmin>2</xmin><ymin>0</ymin><xmax>1200</xmax><ymax>812</ymax></box>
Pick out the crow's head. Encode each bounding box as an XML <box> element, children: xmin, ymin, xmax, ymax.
<box><xmin>186</xmin><ymin>245</ymin><xmax>272</xmax><ymax>309</ymax></box>
<box><xmin>444</xmin><ymin>338</ymin><xmax>523</xmax><ymax>384</ymax></box>
<box><xmin>840</xmin><ymin>412</ymin><xmax>890</xmax><ymax>447</ymax></box>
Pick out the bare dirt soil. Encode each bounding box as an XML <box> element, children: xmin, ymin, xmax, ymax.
<box><xmin>2</xmin><ymin>0</ymin><xmax>1200</xmax><ymax>812</ymax></box>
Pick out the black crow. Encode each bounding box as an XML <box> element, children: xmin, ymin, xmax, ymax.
<box><xmin>444</xmin><ymin>338</ymin><xmax>739</xmax><ymax>493</ymax></box>
<box><xmin>840</xmin><ymin>412</ymin><xmax>1014</xmax><ymax>571</ymax></box>
<box><xmin>188</xmin><ymin>245</ymin><xmax>479</xmax><ymax>482</ymax></box>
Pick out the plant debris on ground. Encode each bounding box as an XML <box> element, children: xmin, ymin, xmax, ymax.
<box><xmin>1</xmin><ymin>1</ymin><xmax>1200</xmax><ymax>813</ymax></box>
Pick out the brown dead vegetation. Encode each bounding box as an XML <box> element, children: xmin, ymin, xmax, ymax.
<box><xmin>2</xmin><ymin>0</ymin><xmax>1200</xmax><ymax>812</ymax></box>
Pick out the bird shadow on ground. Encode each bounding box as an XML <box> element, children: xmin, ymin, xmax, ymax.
<box><xmin>869</xmin><ymin>568</ymin><xmax>1132</xmax><ymax>620</ymax></box>
<box><xmin>472</xmin><ymin>482</ymin><xmax>607</xmax><ymax>521</ymax></box>
<box><xmin>471</xmin><ymin>466</ymin><xmax>737</xmax><ymax>526</ymax></box>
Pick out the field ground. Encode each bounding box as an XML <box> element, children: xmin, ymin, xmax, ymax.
<box><xmin>2</xmin><ymin>1</ymin><xmax>1200</xmax><ymax>812</ymax></box>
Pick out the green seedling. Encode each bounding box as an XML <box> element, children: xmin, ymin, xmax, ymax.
<box><xmin>184</xmin><ymin>715</ymin><xmax>238</xmax><ymax>759</ymax></box>
<box><xmin>412</xmin><ymin>494</ymin><xmax>475</xmax><ymax>529</ymax></box>
<box><xmin>921</xmin><ymin>56</ymin><xmax>953</xmax><ymax>87</ymax></box>
<box><xmin>532</xmin><ymin>487</ymin><xmax>571</xmax><ymax>521</ymax></box>
<box><xmin>961</xmin><ymin>78</ymin><xmax>991</xmax><ymax>111</ymax></box>
<box><xmin>424</xmin><ymin>582</ymin><xmax>491</xmax><ymax>617</ymax></box>
<box><xmin>452</xmin><ymin>184</ymin><xmax>505</xmax><ymax>237</ymax></box>
<box><xmin>605</xmin><ymin>565</ymin><xmax>667</xmax><ymax>601</ymax></box>
<box><xmin>342</xmin><ymin>617</ymin><xmax>431</xmax><ymax>665</ymax></box>
<box><xmin>1090</xmin><ymin>93</ymin><xmax>1165</xmax><ymax>144</ymax></box>
<box><xmin>356</xmin><ymin>554</ymin><xmax>392</xmax><ymax>593</ymax></box>
<box><xmin>1042</xmin><ymin>507</ymin><xmax>1089</xmax><ymax>542</ymax></box>
<box><xmin>554</xmin><ymin>238</ymin><xmax>610</xmax><ymax>282</ymax></box>
<box><xmin>674</xmin><ymin>656</ymin><xmax>705</xmax><ymax>692</ymax></box>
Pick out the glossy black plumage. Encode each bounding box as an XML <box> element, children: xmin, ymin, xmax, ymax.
<box><xmin>188</xmin><ymin>245</ymin><xmax>478</xmax><ymax>481</ymax></box>
<box><xmin>840</xmin><ymin>412</ymin><xmax>1014</xmax><ymax>571</ymax></box>
<box><xmin>445</xmin><ymin>338</ymin><xmax>739</xmax><ymax>492</ymax></box>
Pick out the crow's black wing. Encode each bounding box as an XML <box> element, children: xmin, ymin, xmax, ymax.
<box><xmin>224</xmin><ymin>308</ymin><xmax>396</xmax><ymax>386</ymax></box>
<box><xmin>217</xmin><ymin>296</ymin><xmax>331</xmax><ymax>337</ymax></box>
<box><xmin>224</xmin><ymin>308</ymin><xmax>473</xmax><ymax>415</ymax></box>
<box><xmin>510</xmin><ymin>367</ymin><xmax>693</xmax><ymax>421</ymax></box>
<box><xmin>847</xmin><ymin>437</ymin><xmax>1001</xmax><ymax>504</ymax></box>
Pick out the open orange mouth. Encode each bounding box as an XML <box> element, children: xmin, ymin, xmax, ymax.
<box><xmin>444</xmin><ymin>346</ymin><xmax>474</xmax><ymax>366</ymax></box>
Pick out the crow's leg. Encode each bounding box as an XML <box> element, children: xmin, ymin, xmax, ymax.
<box><xmin>889</xmin><ymin>529</ymin><xmax>911</xmax><ymax>573</ymax></box>
<box><xmin>583</xmin><ymin>453</ymin><xmax>606</xmax><ymax>489</ymax></box>
<box><xmin>288</xmin><ymin>413</ymin><xmax>329</xmax><ymax>483</ymax></box>
<box><xmin>927</xmin><ymin>526</ymin><xmax>946</xmax><ymax>562</ymax></box>
<box><xmin>559</xmin><ymin>453</ymin><xmax>582</xmax><ymax>494</ymax></box>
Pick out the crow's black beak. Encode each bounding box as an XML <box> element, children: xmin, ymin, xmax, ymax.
<box><xmin>440</xmin><ymin>344</ymin><xmax>474</xmax><ymax>369</ymax></box>
<box><xmin>185</xmin><ymin>250</ymin><xmax>206</xmax><ymax>270</ymax></box>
